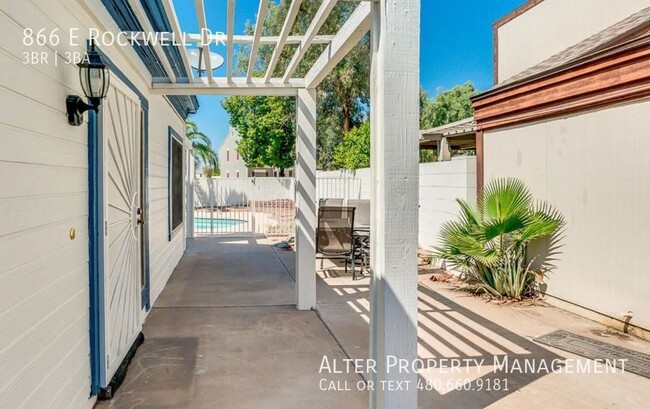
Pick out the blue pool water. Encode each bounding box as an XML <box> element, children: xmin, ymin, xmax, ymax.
<box><xmin>194</xmin><ymin>218</ymin><xmax>247</xmax><ymax>230</ymax></box>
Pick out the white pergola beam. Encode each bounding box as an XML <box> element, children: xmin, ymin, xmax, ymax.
<box><xmin>304</xmin><ymin>2</ymin><xmax>371</xmax><ymax>89</ymax></box>
<box><xmin>282</xmin><ymin>0</ymin><xmax>338</xmax><ymax>82</ymax></box>
<box><xmin>161</xmin><ymin>0</ymin><xmax>193</xmax><ymax>80</ymax></box>
<box><xmin>295</xmin><ymin>88</ymin><xmax>318</xmax><ymax>310</ymax></box>
<box><xmin>247</xmin><ymin>0</ymin><xmax>270</xmax><ymax>82</ymax></box>
<box><xmin>369</xmin><ymin>0</ymin><xmax>420</xmax><ymax>408</ymax></box>
<box><xmin>264</xmin><ymin>0</ymin><xmax>303</xmax><ymax>82</ymax></box>
<box><xmin>151</xmin><ymin>78</ymin><xmax>304</xmax><ymax>96</ymax></box>
<box><xmin>127</xmin><ymin>0</ymin><xmax>177</xmax><ymax>82</ymax></box>
<box><xmin>227</xmin><ymin>0</ymin><xmax>235</xmax><ymax>82</ymax></box>
<box><xmin>185</xmin><ymin>34</ymin><xmax>334</xmax><ymax>45</ymax></box>
<box><xmin>194</xmin><ymin>0</ymin><xmax>213</xmax><ymax>82</ymax></box>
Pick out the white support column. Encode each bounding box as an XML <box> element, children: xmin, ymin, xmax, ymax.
<box><xmin>294</xmin><ymin>88</ymin><xmax>318</xmax><ymax>311</ymax></box>
<box><xmin>438</xmin><ymin>137</ymin><xmax>451</xmax><ymax>161</ymax></box>
<box><xmin>369</xmin><ymin>0</ymin><xmax>420</xmax><ymax>408</ymax></box>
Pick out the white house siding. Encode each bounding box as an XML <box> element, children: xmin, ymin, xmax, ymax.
<box><xmin>496</xmin><ymin>0</ymin><xmax>649</xmax><ymax>82</ymax></box>
<box><xmin>0</xmin><ymin>0</ymin><xmax>188</xmax><ymax>407</ymax></box>
<box><xmin>146</xmin><ymin>96</ymin><xmax>186</xmax><ymax>304</ymax></box>
<box><xmin>483</xmin><ymin>100</ymin><xmax>650</xmax><ymax>330</ymax></box>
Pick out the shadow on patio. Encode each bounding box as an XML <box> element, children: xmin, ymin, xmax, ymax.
<box><xmin>314</xmin><ymin>259</ymin><xmax>650</xmax><ymax>409</ymax></box>
<box><xmin>97</xmin><ymin>238</ymin><xmax>650</xmax><ymax>409</ymax></box>
<box><xmin>96</xmin><ymin>237</ymin><xmax>366</xmax><ymax>409</ymax></box>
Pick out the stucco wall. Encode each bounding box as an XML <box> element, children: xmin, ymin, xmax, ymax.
<box><xmin>0</xmin><ymin>0</ymin><xmax>187</xmax><ymax>407</ymax></box>
<box><xmin>496</xmin><ymin>0</ymin><xmax>649</xmax><ymax>82</ymax></box>
<box><xmin>418</xmin><ymin>158</ymin><xmax>476</xmax><ymax>251</ymax></box>
<box><xmin>483</xmin><ymin>100</ymin><xmax>650</xmax><ymax>330</ymax></box>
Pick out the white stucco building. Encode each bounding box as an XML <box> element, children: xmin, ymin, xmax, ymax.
<box><xmin>473</xmin><ymin>0</ymin><xmax>650</xmax><ymax>333</ymax></box>
<box><xmin>218</xmin><ymin>127</ymin><xmax>292</xmax><ymax>178</ymax></box>
<box><xmin>218</xmin><ymin>127</ymin><xmax>249</xmax><ymax>179</ymax></box>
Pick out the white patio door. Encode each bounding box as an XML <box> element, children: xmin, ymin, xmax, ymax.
<box><xmin>102</xmin><ymin>76</ymin><xmax>144</xmax><ymax>379</ymax></box>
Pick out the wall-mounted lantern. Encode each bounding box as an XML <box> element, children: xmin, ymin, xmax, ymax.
<box><xmin>66</xmin><ymin>41</ymin><xmax>110</xmax><ymax>126</ymax></box>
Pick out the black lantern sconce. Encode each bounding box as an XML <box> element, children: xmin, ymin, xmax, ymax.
<box><xmin>66</xmin><ymin>41</ymin><xmax>110</xmax><ymax>126</ymax></box>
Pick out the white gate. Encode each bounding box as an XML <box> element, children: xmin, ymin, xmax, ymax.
<box><xmin>192</xmin><ymin>176</ymin><xmax>361</xmax><ymax>238</ymax></box>
<box><xmin>193</xmin><ymin>177</ymin><xmax>295</xmax><ymax>237</ymax></box>
<box><xmin>102</xmin><ymin>76</ymin><xmax>144</xmax><ymax>379</ymax></box>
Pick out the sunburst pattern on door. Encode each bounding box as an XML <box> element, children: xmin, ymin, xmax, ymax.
<box><xmin>104</xmin><ymin>80</ymin><xmax>142</xmax><ymax>379</ymax></box>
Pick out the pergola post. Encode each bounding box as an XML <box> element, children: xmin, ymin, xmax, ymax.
<box><xmin>295</xmin><ymin>88</ymin><xmax>318</xmax><ymax>310</ymax></box>
<box><xmin>369</xmin><ymin>0</ymin><xmax>420</xmax><ymax>408</ymax></box>
<box><xmin>438</xmin><ymin>136</ymin><xmax>451</xmax><ymax>161</ymax></box>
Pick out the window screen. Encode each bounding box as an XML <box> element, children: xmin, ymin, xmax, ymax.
<box><xmin>170</xmin><ymin>136</ymin><xmax>183</xmax><ymax>233</ymax></box>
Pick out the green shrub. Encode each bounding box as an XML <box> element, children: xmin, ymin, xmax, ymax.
<box><xmin>435</xmin><ymin>178</ymin><xmax>565</xmax><ymax>299</ymax></box>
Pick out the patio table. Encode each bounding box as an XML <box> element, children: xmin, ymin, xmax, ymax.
<box><xmin>353</xmin><ymin>227</ymin><xmax>370</xmax><ymax>276</ymax></box>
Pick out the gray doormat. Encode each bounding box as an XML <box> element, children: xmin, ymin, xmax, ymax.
<box><xmin>534</xmin><ymin>330</ymin><xmax>650</xmax><ymax>379</ymax></box>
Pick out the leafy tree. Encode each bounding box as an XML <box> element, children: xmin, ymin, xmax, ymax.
<box><xmin>421</xmin><ymin>82</ymin><xmax>476</xmax><ymax>129</ymax></box>
<box><xmin>332</xmin><ymin>122</ymin><xmax>370</xmax><ymax>170</ymax></box>
<box><xmin>185</xmin><ymin>119</ymin><xmax>218</xmax><ymax>169</ymax></box>
<box><xmin>222</xmin><ymin>0</ymin><xmax>370</xmax><ymax>171</ymax></box>
<box><xmin>419</xmin><ymin>82</ymin><xmax>477</xmax><ymax>163</ymax></box>
<box><xmin>420</xmin><ymin>149</ymin><xmax>436</xmax><ymax>163</ymax></box>
<box><xmin>222</xmin><ymin>96</ymin><xmax>295</xmax><ymax>175</ymax></box>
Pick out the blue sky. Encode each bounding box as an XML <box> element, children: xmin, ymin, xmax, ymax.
<box><xmin>175</xmin><ymin>0</ymin><xmax>528</xmax><ymax>150</ymax></box>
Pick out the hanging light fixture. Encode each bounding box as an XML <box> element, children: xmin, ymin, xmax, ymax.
<box><xmin>66</xmin><ymin>41</ymin><xmax>110</xmax><ymax>126</ymax></box>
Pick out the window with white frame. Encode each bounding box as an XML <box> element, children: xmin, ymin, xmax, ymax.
<box><xmin>168</xmin><ymin>127</ymin><xmax>184</xmax><ymax>239</ymax></box>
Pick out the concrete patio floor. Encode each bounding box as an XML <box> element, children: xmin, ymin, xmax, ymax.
<box><xmin>98</xmin><ymin>237</ymin><xmax>650</xmax><ymax>409</ymax></box>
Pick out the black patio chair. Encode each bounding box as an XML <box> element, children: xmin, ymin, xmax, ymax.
<box><xmin>319</xmin><ymin>198</ymin><xmax>344</xmax><ymax>207</ymax></box>
<box><xmin>347</xmin><ymin>199</ymin><xmax>370</xmax><ymax>229</ymax></box>
<box><xmin>316</xmin><ymin>206</ymin><xmax>357</xmax><ymax>279</ymax></box>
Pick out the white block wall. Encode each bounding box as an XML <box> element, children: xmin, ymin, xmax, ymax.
<box><xmin>484</xmin><ymin>100</ymin><xmax>650</xmax><ymax>330</ymax></box>
<box><xmin>195</xmin><ymin>177</ymin><xmax>295</xmax><ymax>207</ymax></box>
<box><xmin>317</xmin><ymin>168</ymin><xmax>371</xmax><ymax>199</ymax></box>
<box><xmin>496</xmin><ymin>0</ymin><xmax>649</xmax><ymax>82</ymax></box>
<box><xmin>418</xmin><ymin>158</ymin><xmax>476</xmax><ymax>251</ymax></box>
<box><xmin>317</xmin><ymin>158</ymin><xmax>477</xmax><ymax>250</ymax></box>
<box><xmin>0</xmin><ymin>0</ymin><xmax>187</xmax><ymax>407</ymax></box>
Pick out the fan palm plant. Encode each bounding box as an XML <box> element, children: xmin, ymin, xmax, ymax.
<box><xmin>435</xmin><ymin>178</ymin><xmax>565</xmax><ymax>299</ymax></box>
<box><xmin>185</xmin><ymin>119</ymin><xmax>219</xmax><ymax>170</ymax></box>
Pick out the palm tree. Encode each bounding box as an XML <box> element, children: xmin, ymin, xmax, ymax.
<box><xmin>185</xmin><ymin>119</ymin><xmax>219</xmax><ymax>170</ymax></box>
<box><xmin>435</xmin><ymin>178</ymin><xmax>565</xmax><ymax>299</ymax></box>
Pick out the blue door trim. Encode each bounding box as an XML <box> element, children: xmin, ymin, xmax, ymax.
<box><xmin>88</xmin><ymin>107</ymin><xmax>106</xmax><ymax>396</ymax></box>
<box><xmin>88</xmin><ymin>44</ymin><xmax>151</xmax><ymax>396</ymax></box>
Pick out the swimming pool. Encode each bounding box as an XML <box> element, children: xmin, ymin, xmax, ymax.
<box><xmin>194</xmin><ymin>217</ymin><xmax>247</xmax><ymax>230</ymax></box>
